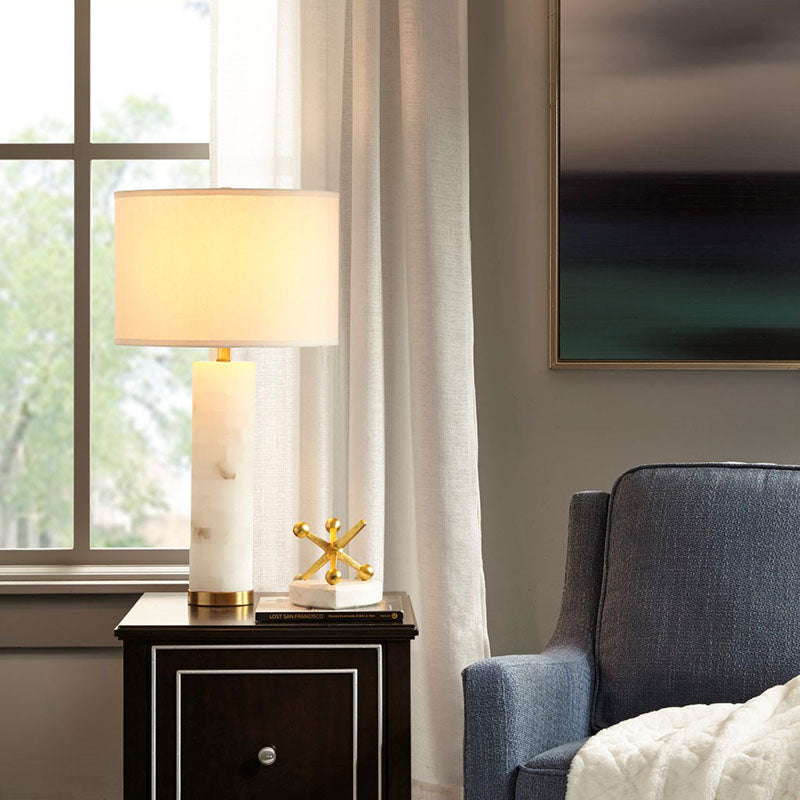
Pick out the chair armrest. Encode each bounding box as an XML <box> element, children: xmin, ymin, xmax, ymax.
<box><xmin>462</xmin><ymin>645</ymin><xmax>593</xmax><ymax>800</ymax></box>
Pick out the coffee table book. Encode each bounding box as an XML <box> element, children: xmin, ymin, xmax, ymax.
<box><xmin>255</xmin><ymin>595</ymin><xmax>403</xmax><ymax>624</ymax></box>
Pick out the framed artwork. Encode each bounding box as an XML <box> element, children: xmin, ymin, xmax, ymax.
<box><xmin>551</xmin><ymin>0</ymin><xmax>800</xmax><ymax>369</ymax></box>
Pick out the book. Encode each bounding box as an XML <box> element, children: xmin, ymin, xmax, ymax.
<box><xmin>255</xmin><ymin>596</ymin><xmax>403</xmax><ymax>624</ymax></box>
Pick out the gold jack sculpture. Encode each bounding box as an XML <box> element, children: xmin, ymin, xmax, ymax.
<box><xmin>293</xmin><ymin>517</ymin><xmax>374</xmax><ymax>586</ymax></box>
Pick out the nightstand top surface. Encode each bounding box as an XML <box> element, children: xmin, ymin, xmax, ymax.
<box><xmin>115</xmin><ymin>591</ymin><xmax>417</xmax><ymax>642</ymax></box>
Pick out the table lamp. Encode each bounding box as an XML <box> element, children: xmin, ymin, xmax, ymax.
<box><xmin>114</xmin><ymin>188</ymin><xmax>339</xmax><ymax>606</ymax></box>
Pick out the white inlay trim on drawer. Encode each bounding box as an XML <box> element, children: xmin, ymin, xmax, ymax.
<box><xmin>150</xmin><ymin>644</ymin><xmax>383</xmax><ymax>800</ymax></box>
<box><xmin>175</xmin><ymin>668</ymin><xmax>357</xmax><ymax>800</ymax></box>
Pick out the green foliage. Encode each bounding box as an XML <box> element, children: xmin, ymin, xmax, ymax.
<box><xmin>0</xmin><ymin>98</ymin><xmax>205</xmax><ymax>549</ymax></box>
<box><xmin>0</xmin><ymin>155</ymin><xmax>74</xmax><ymax>547</ymax></box>
<box><xmin>184</xmin><ymin>0</ymin><xmax>210</xmax><ymax>17</ymax></box>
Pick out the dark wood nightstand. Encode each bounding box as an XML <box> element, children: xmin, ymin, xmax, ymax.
<box><xmin>115</xmin><ymin>592</ymin><xmax>418</xmax><ymax>800</ymax></box>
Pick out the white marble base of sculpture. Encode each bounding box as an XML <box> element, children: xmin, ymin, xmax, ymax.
<box><xmin>189</xmin><ymin>360</ymin><xmax>255</xmax><ymax>599</ymax></box>
<box><xmin>289</xmin><ymin>578</ymin><xmax>384</xmax><ymax>609</ymax></box>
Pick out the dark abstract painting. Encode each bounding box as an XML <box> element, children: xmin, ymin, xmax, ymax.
<box><xmin>555</xmin><ymin>0</ymin><xmax>800</xmax><ymax>365</ymax></box>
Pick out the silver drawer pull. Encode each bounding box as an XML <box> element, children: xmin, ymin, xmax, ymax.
<box><xmin>258</xmin><ymin>746</ymin><xmax>277</xmax><ymax>766</ymax></box>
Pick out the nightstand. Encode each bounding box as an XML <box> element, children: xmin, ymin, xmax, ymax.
<box><xmin>115</xmin><ymin>592</ymin><xmax>418</xmax><ymax>800</ymax></box>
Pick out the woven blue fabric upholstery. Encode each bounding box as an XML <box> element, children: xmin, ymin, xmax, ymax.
<box><xmin>463</xmin><ymin>491</ymin><xmax>608</xmax><ymax>800</ymax></box>
<box><xmin>463</xmin><ymin>464</ymin><xmax>800</xmax><ymax>800</ymax></box>
<box><xmin>594</xmin><ymin>463</ymin><xmax>800</xmax><ymax>729</ymax></box>
<box><xmin>463</xmin><ymin>649</ymin><xmax>593</xmax><ymax>800</ymax></box>
<box><xmin>515</xmin><ymin>739</ymin><xmax>588</xmax><ymax>800</ymax></box>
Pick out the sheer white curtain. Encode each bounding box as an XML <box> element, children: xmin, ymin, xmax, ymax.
<box><xmin>212</xmin><ymin>1</ymin><xmax>489</xmax><ymax>794</ymax></box>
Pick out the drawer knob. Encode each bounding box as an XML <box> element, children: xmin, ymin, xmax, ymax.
<box><xmin>258</xmin><ymin>746</ymin><xmax>277</xmax><ymax>766</ymax></box>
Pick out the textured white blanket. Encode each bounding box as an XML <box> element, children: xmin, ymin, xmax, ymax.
<box><xmin>567</xmin><ymin>675</ymin><xmax>800</xmax><ymax>799</ymax></box>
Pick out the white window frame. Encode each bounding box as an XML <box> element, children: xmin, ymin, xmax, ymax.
<box><xmin>0</xmin><ymin>0</ymin><xmax>208</xmax><ymax>580</ymax></box>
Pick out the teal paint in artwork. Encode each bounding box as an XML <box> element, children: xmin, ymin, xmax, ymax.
<box><xmin>559</xmin><ymin>173</ymin><xmax>800</xmax><ymax>361</ymax></box>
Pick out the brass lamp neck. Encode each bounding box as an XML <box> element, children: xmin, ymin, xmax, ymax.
<box><xmin>216</xmin><ymin>347</ymin><xmax>231</xmax><ymax>363</ymax></box>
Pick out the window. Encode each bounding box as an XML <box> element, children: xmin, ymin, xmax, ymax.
<box><xmin>0</xmin><ymin>0</ymin><xmax>210</xmax><ymax>567</ymax></box>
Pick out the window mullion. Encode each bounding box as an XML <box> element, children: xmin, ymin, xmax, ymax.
<box><xmin>73</xmin><ymin>0</ymin><xmax>91</xmax><ymax>557</ymax></box>
<box><xmin>88</xmin><ymin>143</ymin><xmax>209</xmax><ymax>160</ymax></box>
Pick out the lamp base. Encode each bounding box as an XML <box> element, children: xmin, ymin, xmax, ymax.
<box><xmin>188</xmin><ymin>590</ymin><xmax>254</xmax><ymax>607</ymax></box>
<box><xmin>189</xmin><ymin>359</ymin><xmax>255</xmax><ymax>606</ymax></box>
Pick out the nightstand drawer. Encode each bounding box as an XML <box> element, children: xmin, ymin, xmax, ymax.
<box><xmin>152</xmin><ymin>645</ymin><xmax>381</xmax><ymax>799</ymax></box>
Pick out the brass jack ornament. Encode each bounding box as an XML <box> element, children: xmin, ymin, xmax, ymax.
<box><xmin>293</xmin><ymin>518</ymin><xmax>374</xmax><ymax>586</ymax></box>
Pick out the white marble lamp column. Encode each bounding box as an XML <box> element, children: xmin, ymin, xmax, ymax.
<box><xmin>189</xmin><ymin>358</ymin><xmax>255</xmax><ymax>604</ymax></box>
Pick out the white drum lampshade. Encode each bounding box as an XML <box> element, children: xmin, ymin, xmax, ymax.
<box><xmin>115</xmin><ymin>189</ymin><xmax>339</xmax><ymax>347</ymax></box>
<box><xmin>114</xmin><ymin>189</ymin><xmax>339</xmax><ymax>606</ymax></box>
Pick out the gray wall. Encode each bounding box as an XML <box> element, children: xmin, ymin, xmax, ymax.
<box><xmin>0</xmin><ymin>595</ymin><xmax>136</xmax><ymax>800</ymax></box>
<box><xmin>468</xmin><ymin>0</ymin><xmax>800</xmax><ymax>657</ymax></box>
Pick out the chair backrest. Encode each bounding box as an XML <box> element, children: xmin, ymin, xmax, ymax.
<box><xmin>592</xmin><ymin>463</ymin><xmax>800</xmax><ymax>731</ymax></box>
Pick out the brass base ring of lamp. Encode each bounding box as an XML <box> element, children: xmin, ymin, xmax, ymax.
<box><xmin>187</xmin><ymin>590</ymin><xmax>254</xmax><ymax>607</ymax></box>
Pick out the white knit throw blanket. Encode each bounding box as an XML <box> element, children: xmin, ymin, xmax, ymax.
<box><xmin>567</xmin><ymin>675</ymin><xmax>800</xmax><ymax>799</ymax></box>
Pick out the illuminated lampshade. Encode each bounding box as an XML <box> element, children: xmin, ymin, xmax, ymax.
<box><xmin>114</xmin><ymin>188</ymin><xmax>339</xmax><ymax>347</ymax></box>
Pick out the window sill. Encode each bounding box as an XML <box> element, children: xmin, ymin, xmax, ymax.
<box><xmin>0</xmin><ymin>564</ymin><xmax>189</xmax><ymax>594</ymax></box>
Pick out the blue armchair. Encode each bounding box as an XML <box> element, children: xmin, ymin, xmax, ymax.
<box><xmin>463</xmin><ymin>463</ymin><xmax>800</xmax><ymax>800</ymax></box>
